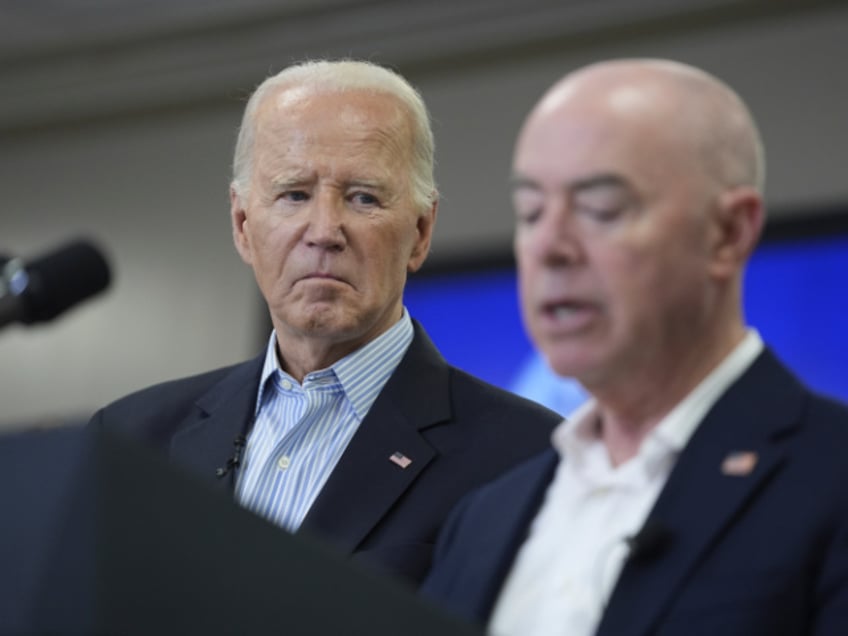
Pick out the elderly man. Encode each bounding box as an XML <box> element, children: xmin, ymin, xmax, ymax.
<box><xmin>89</xmin><ymin>59</ymin><xmax>560</xmax><ymax>585</ymax></box>
<box><xmin>420</xmin><ymin>59</ymin><xmax>848</xmax><ymax>634</ymax></box>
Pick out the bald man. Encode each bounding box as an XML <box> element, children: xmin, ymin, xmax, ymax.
<box><xmin>420</xmin><ymin>59</ymin><xmax>848</xmax><ymax>635</ymax></box>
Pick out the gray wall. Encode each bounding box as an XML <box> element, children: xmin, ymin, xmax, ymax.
<box><xmin>2</xmin><ymin>2</ymin><xmax>847</xmax><ymax>428</ymax></box>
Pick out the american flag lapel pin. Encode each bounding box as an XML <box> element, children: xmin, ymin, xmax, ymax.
<box><xmin>721</xmin><ymin>451</ymin><xmax>758</xmax><ymax>476</ymax></box>
<box><xmin>389</xmin><ymin>451</ymin><xmax>413</xmax><ymax>469</ymax></box>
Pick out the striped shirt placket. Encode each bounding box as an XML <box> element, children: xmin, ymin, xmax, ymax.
<box><xmin>234</xmin><ymin>310</ymin><xmax>414</xmax><ymax>532</ymax></box>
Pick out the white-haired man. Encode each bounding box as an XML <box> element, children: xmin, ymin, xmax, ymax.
<box><xmin>90</xmin><ymin>59</ymin><xmax>560</xmax><ymax>585</ymax></box>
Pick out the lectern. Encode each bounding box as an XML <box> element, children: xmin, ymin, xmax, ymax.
<box><xmin>0</xmin><ymin>425</ymin><xmax>481</xmax><ymax>635</ymax></box>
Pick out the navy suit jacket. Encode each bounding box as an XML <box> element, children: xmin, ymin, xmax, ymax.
<box><xmin>89</xmin><ymin>321</ymin><xmax>561</xmax><ymax>585</ymax></box>
<box><xmin>421</xmin><ymin>349</ymin><xmax>848</xmax><ymax>635</ymax></box>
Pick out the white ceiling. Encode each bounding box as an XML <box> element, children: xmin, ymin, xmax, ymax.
<box><xmin>0</xmin><ymin>0</ymin><xmax>831</xmax><ymax>133</ymax></box>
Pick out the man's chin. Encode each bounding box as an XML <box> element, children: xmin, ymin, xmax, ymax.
<box><xmin>279</xmin><ymin>306</ymin><xmax>360</xmax><ymax>338</ymax></box>
<box><xmin>300</xmin><ymin>315</ymin><xmax>352</xmax><ymax>337</ymax></box>
<box><xmin>544</xmin><ymin>349</ymin><xmax>603</xmax><ymax>384</ymax></box>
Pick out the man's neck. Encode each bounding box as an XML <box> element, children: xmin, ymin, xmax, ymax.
<box><xmin>590</xmin><ymin>324</ymin><xmax>749</xmax><ymax>467</ymax></box>
<box><xmin>274</xmin><ymin>337</ymin><xmax>355</xmax><ymax>383</ymax></box>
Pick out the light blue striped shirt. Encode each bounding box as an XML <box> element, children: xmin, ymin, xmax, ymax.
<box><xmin>234</xmin><ymin>310</ymin><xmax>414</xmax><ymax>532</ymax></box>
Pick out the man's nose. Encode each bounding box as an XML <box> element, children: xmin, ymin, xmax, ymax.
<box><xmin>531</xmin><ymin>202</ymin><xmax>583</xmax><ymax>266</ymax></box>
<box><xmin>304</xmin><ymin>192</ymin><xmax>346</xmax><ymax>250</ymax></box>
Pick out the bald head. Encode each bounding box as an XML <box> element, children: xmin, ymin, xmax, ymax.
<box><xmin>512</xmin><ymin>58</ymin><xmax>767</xmax><ymax>403</ymax></box>
<box><xmin>523</xmin><ymin>58</ymin><xmax>765</xmax><ymax>194</ymax></box>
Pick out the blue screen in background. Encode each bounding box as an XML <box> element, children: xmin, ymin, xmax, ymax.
<box><xmin>404</xmin><ymin>268</ymin><xmax>532</xmax><ymax>389</ymax></box>
<box><xmin>745</xmin><ymin>234</ymin><xmax>848</xmax><ymax>403</ymax></box>
<box><xmin>404</xmin><ymin>232</ymin><xmax>848</xmax><ymax>416</ymax></box>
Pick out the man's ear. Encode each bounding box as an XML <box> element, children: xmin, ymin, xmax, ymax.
<box><xmin>709</xmin><ymin>186</ymin><xmax>765</xmax><ymax>280</ymax></box>
<box><xmin>230</xmin><ymin>185</ymin><xmax>253</xmax><ymax>265</ymax></box>
<box><xmin>408</xmin><ymin>198</ymin><xmax>438</xmax><ymax>273</ymax></box>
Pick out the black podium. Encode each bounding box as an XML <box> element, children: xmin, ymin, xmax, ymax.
<box><xmin>0</xmin><ymin>425</ymin><xmax>481</xmax><ymax>635</ymax></box>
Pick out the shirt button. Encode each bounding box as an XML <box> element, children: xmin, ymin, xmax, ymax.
<box><xmin>280</xmin><ymin>379</ymin><xmax>292</xmax><ymax>390</ymax></box>
<box><xmin>277</xmin><ymin>455</ymin><xmax>291</xmax><ymax>470</ymax></box>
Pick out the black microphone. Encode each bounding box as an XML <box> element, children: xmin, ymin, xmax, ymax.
<box><xmin>626</xmin><ymin>520</ymin><xmax>673</xmax><ymax>563</ymax></box>
<box><xmin>216</xmin><ymin>435</ymin><xmax>247</xmax><ymax>478</ymax></box>
<box><xmin>0</xmin><ymin>239</ymin><xmax>111</xmax><ymax>330</ymax></box>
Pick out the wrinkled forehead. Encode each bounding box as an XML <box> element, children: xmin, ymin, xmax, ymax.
<box><xmin>257</xmin><ymin>84</ymin><xmax>411</xmax><ymax>144</ymax></box>
<box><xmin>252</xmin><ymin>86</ymin><xmax>415</xmax><ymax>184</ymax></box>
<box><xmin>248</xmin><ymin>86</ymin><xmax>414</xmax><ymax>190</ymax></box>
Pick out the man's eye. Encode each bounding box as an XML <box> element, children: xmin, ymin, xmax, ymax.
<box><xmin>574</xmin><ymin>203</ymin><xmax>625</xmax><ymax>222</ymax></box>
<box><xmin>350</xmin><ymin>192</ymin><xmax>379</xmax><ymax>206</ymax></box>
<box><xmin>571</xmin><ymin>187</ymin><xmax>631</xmax><ymax>223</ymax></box>
<box><xmin>280</xmin><ymin>190</ymin><xmax>309</xmax><ymax>202</ymax></box>
<box><xmin>515</xmin><ymin>207</ymin><xmax>542</xmax><ymax>226</ymax></box>
<box><xmin>512</xmin><ymin>190</ymin><xmax>544</xmax><ymax>225</ymax></box>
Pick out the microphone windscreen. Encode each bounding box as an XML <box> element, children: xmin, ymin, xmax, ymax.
<box><xmin>23</xmin><ymin>239</ymin><xmax>112</xmax><ymax>324</ymax></box>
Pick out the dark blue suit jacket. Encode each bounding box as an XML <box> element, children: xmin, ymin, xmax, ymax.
<box><xmin>89</xmin><ymin>321</ymin><xmax>561</xmax><ymax>585</ymax></box>
<box><xmin>421</xmin><ymin>349</ymin><xmax>848</xmax><ymax>635</ymax></box>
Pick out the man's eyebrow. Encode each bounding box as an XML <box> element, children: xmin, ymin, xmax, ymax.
<box><xmin>567</xmin><ymin>173</ymin><xmax>631</xmax><ymax>194</ymax></box>
<box><xmin>508</xmin><ymin>172</ymin><xmax>632</xmax><ymax>193</ymax></box>
<box><xmin>347</xmin><ymin>179</ymin><xmax>390</xmax><ymax>192</ymax></box>
<box><xmin>269</xmin><ymin>174</ymin><xmax>313</xmax><ymax>189</ymax></box>
<box><xmin>508</xmin><ymin>174</ymin><xmax>542</xmax><ymax>191</ymax></box>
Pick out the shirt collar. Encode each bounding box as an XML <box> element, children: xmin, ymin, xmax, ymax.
<box><xmin>553</xmin><ymin>329</ymin><xmax>764</xmax><ymax>468</ymax></box>
<box><xmin>256</xmin><ymin>308</ymin><xmax>414</xmax><ymax>420</ymax></box>
<box><xmin>651</xmin><ymin>329</ymin><xmax>764</xmax><ymax>451</ymax></box>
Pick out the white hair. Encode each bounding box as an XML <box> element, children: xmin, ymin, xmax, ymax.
<box><xmin>231</xmin><ymin>59</ymin><xmax>437</xmax><ymax>211</ymax></box>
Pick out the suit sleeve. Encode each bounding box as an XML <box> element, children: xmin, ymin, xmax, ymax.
<box><xmin>812</xmin><ymin>497</ymin><xmax>848</xmax><ymax>633</ymax></box>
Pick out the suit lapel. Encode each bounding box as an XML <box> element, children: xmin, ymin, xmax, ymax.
<box><xmin>300</xmin><ymin>322</ymin><xmax>451</xmax><ymax>554</ymax></box>
<box><xmin>474</xmin><ymin>449</ymin><xmax>561</xmax><ymax>619</ymax></box>
<box><xmin>168</xmin><ymin>357</ymin><xmax>263</xmax><ymax>493</ymax></box>
<box><xmin>597</xmin><ymin>350</ymin><xmax>806</xmax><ymax>636</ymax></box>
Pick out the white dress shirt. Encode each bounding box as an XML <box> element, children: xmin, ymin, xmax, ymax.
<box><xmin>489</xmin><ymin>331</ymin><xmax>764</xmax><ymax>636</ymax></box>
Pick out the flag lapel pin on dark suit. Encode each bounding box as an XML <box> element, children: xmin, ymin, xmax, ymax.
<box><xmin>389</xmin><ymin>451</ymin><xmax>413</xmax><ymax>469</ymax></box>
<box><xmin>721</xmin><ymin>451</ymin><xmax>758</xmax><ymax>476</ymax></box>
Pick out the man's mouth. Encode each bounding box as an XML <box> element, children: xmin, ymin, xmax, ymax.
<box><xmin>540</xmin><ymin>300</ymin><xmax>598</xmax><ymax>331</ymax></box>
